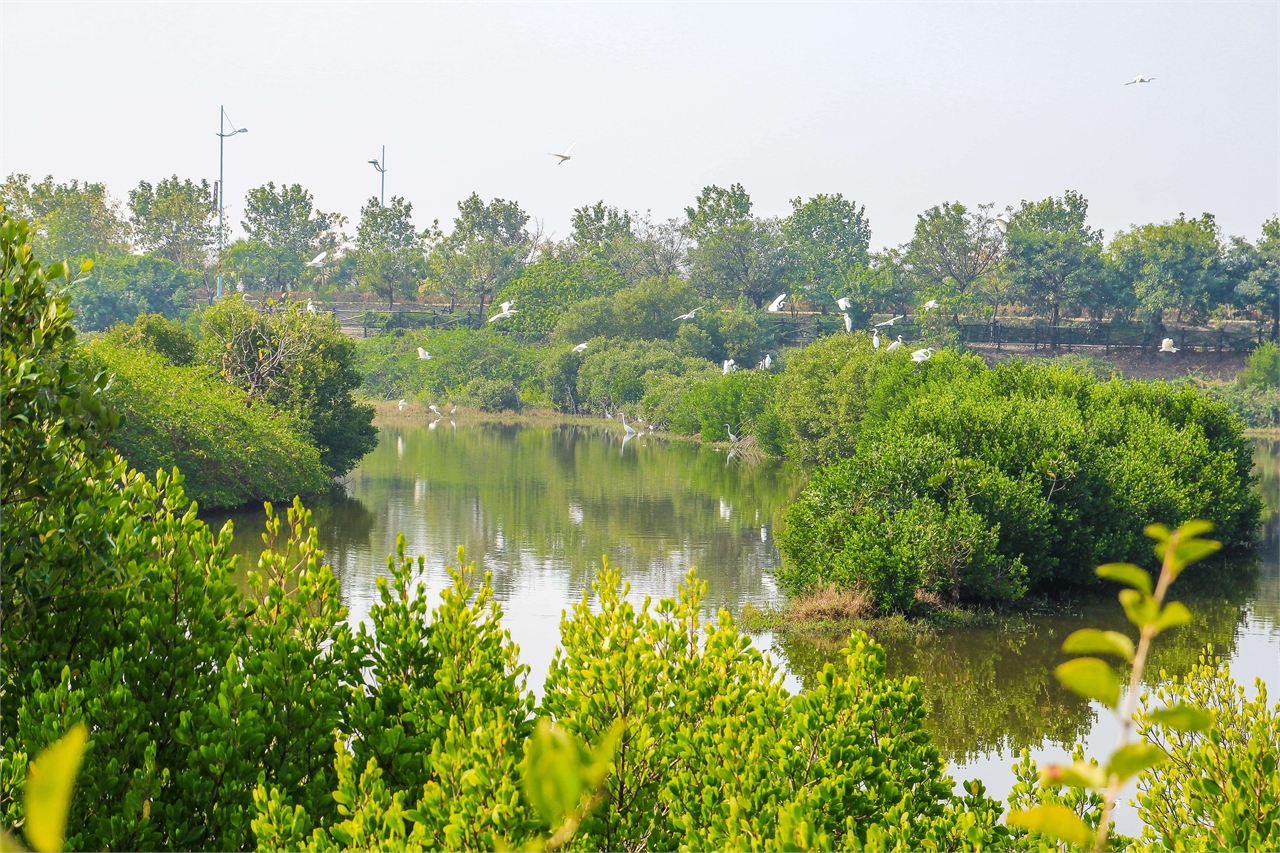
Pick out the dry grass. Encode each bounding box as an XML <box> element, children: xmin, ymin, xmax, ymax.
<box><xmin>787</xmin><ymin>584</ymin><xmax>874</xmax><ymax>623</ymax></box>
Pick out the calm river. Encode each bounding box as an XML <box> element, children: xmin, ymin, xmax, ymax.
<box><xmin>208</xmin><ymin>421</ymin><xmax>1279</xmax><ymax>827</ymax></box>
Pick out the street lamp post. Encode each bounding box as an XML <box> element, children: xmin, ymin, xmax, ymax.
<box><xmin>368</xmin><ymin>145</ymin><xmax>387</xmax><ymax>206</ymax></box>
<box><xmin>216</xmin><ymin>105</ymin><xmax>248</xmax><ymax>299</ymax></box>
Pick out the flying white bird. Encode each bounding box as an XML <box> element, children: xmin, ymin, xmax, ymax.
<box><xmin>1125</xmin><ymin>75</ymin><xmax>1156</xmax><ymax>85</ymax></box>
<box><xmin>488</xmin><ymin>305</ymin><xmax>518</xmax><ymax>322</ymax></box>
<box><xmin>722</xmin><ymin>358</ymin><xmax>736</xmax><ymax>375</ymax></box>
<box><xmin>429</xmin><ymin>404</ymin><xmax>442</xmax><ymax>416</ymax></box>
<box><xmin>572</xmin><ymin>342</ymin><xmax>589</xmax><ymax>353</ymax></box>
<box><xmin>766</xmin><ymin>293</ymin><xmax>787</xmax><ymax>313</ymax></box>
<box><xmin>886</xmin><ymin>335</ymin><xmax>904</xmax><ymax>352</ymax></box>
<box><xmin>1159</xmin><ymin>338</ymin><xmax>1179</xmax><ymax>353</ymax></box>
<box><xmin>842</xmin><ymin>312</ymin><xmax>853</xmax><ymax>333</ymax></box>
<box><xmin>418</xmin><ymin>347</ymin><xmax>432</xmax><ymax>360</ymax></box>
<box><xmin>874</xmin><ymin>315</ymin><xmax>905</xmax><ymax>328</ymax></box>
<box><xmin>873</xmin><ymin>328</ymin><xmax>880</xmax><ymax>349</ymax></box>
<box><xmin>306</xmin><ymin>251</ymin><xmax>327</xmax><ymax>268</ymax></box>
<box><xmin>923</xmin><ymin>299</ymin><xmax>940</xmax><ymax>311</ymax></box>
<box><xmin>836</xmin><ymin>296</ymin><xmax>852</xmax><ymax>311</ymax></box>
<box><xmin>548</xmin><ymin>142</ymin><xmax>577</xmax><ymax>164</ymax></box>
<box><xmin>397</xmin><ymin>398</ymin><xmax>407</xmax><ymax>411</ymax></box>
<box><xmin>674</xmin><ymin>306</ymin><xmax>705</xmax><ymax>321</ymax></box>
<box><xmin>995</xmin><ymin>214</ymin><xmax>1010</xmax><ymax>234</ymax></box>
<box><xmin>911</xmin><ymin>347</ymin><xmax>935</xmax><ymax>364</ymax></box>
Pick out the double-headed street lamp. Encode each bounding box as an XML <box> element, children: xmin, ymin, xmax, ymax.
<box><xmin>216</xmin><ymin>105</ymin><xmax>248</xmax><ymax>299</ymax></box>
<box><xmin>368</xmin><ymin>145</ymin><xmax>387</xmax><ymax>206</ymax></box>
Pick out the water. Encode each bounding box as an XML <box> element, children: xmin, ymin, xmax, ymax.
<box><xmin>207</xmin><ymin>422</ymin><xmax>1279</xmax><ymax>828</ymax></box>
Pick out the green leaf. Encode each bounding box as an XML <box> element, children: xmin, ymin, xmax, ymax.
<box><xmin>1148</xmin><ymin>704</ymin><xmax>1213</xmax><ymax>732</ymax></box>
<box><xmin>1154</xmin><ymin>601</ymin><xmax>1192</xmax><ymax>633</ymax></box>
<box><xmin>1144</xmin><ymin>522</ymin><xmax>1171</xmax><ymax>542</ymax></box>
<box><xmin>1170</xmin><ymin>538</ymin><xmax>1220</xmax><ymax>577</ymax></box>
<box><xmin>1175</xmin><ymin>519</ymin><xmax>1214</xmax><ymax>539</ymax></box>
<box><xmin>1040</xmin><ymin>760</ymin><xmax>1107</xmax><ymax>789</ymax></box>
<box><xmin>1108</xmin><ymin>742</ymin><xmax>1166</xmax><ymax>782</ymax></box>
<box><xmin>1008</xmin><ymin>804</ymin><xmax>1094</xmax><ymax>848</ymax></box>
<box><xmin>1062</xmin><ymin>629</ymin><xmax>1134</xmax><ymax>661</ymax></box>
<box><xmin>1119</xmin><ymin>588</ymin><xmax>1159</xmax><ymax>629</ymax></box>
<box><xmin>24</xmin><ymin>723</ymin><xmax>88</xmax><ymax>853</ymax></box>
<box><xmin>1096</xmin><ymin>563</ymin><xmax>1152</xmax><ymax>595</ymax></box>
<box><xmin>1055</xmin><ymin>657</ymin><xmax>1121</xmax><ymax>708</ymax></box>
<box><xmin>523</xmin><ymin>718</ymin><xmax>589</xmax><ymax>827</ymax></box>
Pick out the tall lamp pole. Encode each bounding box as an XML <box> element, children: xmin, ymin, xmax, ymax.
<box><xmin>216</xmin><ymin>105</ymin><xmax>248</xmax><ymax>299</ymax></box>
<box><xmin>367</xmin><ymin>145</ymin><xmax>387</xmax><ymax>206</ymax></box>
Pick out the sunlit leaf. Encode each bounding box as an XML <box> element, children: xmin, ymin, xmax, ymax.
<box><xmin>1008</xmin><ymin>804</ymin><xmax>1094</xmax><ymax>848</ymax></box>
<box><xmin>523</xmin><ymin>719</ymin><xmax>591</xmax><ymax>828</ymax></box>
<box><xmin>1153</xmin><ymin>601</ymin><xmax>1192</xmax><ymax>633</ymax></box>
<box><xmin>1169</xmin><ymin>538</ymin><xmax>1220</xmax><ymax>577</ymax></box>
<box><xmin>1175</xmin><ymin>519</ymin><xmax>1214</xmax><ymax>539</ymax></box>
<box><xmin>1148</xmin><ymin>704</ymin><xmax>1213</xmax><ymax>732</ymax></box>
<box><xmin>1095</xmin><ymin>563</ymin><xmax>1152</xmax><ymax>595</ymax></box>
<box><xmin>1055</xmin><ymin>657</ymin><xmax>1121</xmax><ymax>708</ymax></box>
<box><xmin>1040</xmin><ymin>760</ymin><xmax>1107</xmax><ymax>789</ymax></box>
<box><xmin>1144</xmin><ymin>522</ymin><xmax>1171</xmax><ymax>542</ymax></box>
<box><xmin>1107</xmin><ymin>742</ymin><xmax>1166</xmax><ymax>782</ymax></box>
<box><xmin>1062</xmin><ymin>629</ymin><xmax>1134</xmax><ymax>661</ymax></box>
<box><xmin>24</xmin><ymin>723</ymin><xmax>88</xmax><ymax>853</ymax></box>
<box><xmin>1119</xmin><ymin>588</ymin><xmax>1158</xmax><ymax>628</ymax></box>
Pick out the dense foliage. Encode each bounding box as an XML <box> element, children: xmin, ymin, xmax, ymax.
<box><xmin>775</xmin><ymin>333</ymin><xmax>1262</xmax><ymax>613</ymax></box>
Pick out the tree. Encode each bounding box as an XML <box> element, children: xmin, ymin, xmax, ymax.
<box><xmin>571</xmin><ymin>201</ymin><xmax>633</xmax><ymax>251</ymax></box>
<box><xmin>905</xmin><ymin>202</ymin><xmax>1003</xmax><ymax>318</ymax></box>
<box><xmin>1108</xmin><ymin>213</ymin><xmax>1225</xmax><ymax>332</ymax></box>
<box><xmin>356</xmin><ymin>196</ymin><xmax>427</xmax><ymax>310</ymax></box>
<box><xmin>784</xmin><ymin>193</ymin><xmax>871</xmax><ymax>305</ymax></box>
<box><xmin>1005</xmin><ymin>191</ymin><xmax>1103</xmax><ymax>345</ymax></box>
<box><xmin>684</xmin><ymin>183</ymin><xmax>753</xmax><ymax>242</ymax></box>
<box><xmin>241</xmin><ymin>182</ymin><xmax>344</xmax><ymax>293</ymax></box>
<box><xmin>1225</xmin><ymin>217</ymin><xmax>1279</xmax><ymax>341</ymax></box>
<box><xmin>127</xmin><ymin>176</ymin><xmax>218</xmax><ymax>274</ymax></box>
<box><xmin>424</xmin><ymin>193</ymin><xmax>530</xmax><ymax>325</ymax></box>
<box><xmin>1</xmin><ymin>173</ymin><xmax>130</xmax><ymax>265</ymax></box>
<box><xmin>69</xmin><ymin>254</ymin><xmax>192</xmax><ymax>331</ymax></box>
<box><xmin>686</xmin><ymin>184</ymin><xmax>791</xmax><ymax>308</ymax></box>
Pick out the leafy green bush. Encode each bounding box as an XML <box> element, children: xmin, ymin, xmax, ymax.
<box><xmin>776</xmin><ymin>332</ymin><xmax>1262</xmax><ymax>611</ymax></box>
<box><xmin>653</xmin><ymin>368</ymin><xmax>780</xmax><ymax>440</ymax></box>
<box><xmin>198</xmin><ymin>295</ymin><xmax>376</xmax><ymax>476</ymax></box>
<box><xmin>69</xmin><ymin>253</ymin><xmax>192</xmax><ymax>331</ymax></box>
<box><xmin>1238</xmin><ymin>340</ymin><xmax>1279</xmax><ymax>390</ymax></box>
<box><xmin>492</xmin><ymin>256</ymin><xmax>626</xmax><ymax>342</ymax></box>
<box><xmin>102</xmin><ymin>311</ymin><xmax>197</xmax><ymax>365</ymax></box>
<box><xmin>357</xmin><ymin>327</ymin><xmax>539</xmax><ymax>403</ymax></box>
<box><xmin>461</xmin><ymin>376</ymin><xmax>521</xmax><ymax>412</ymax></box>
<box><xmin>77</xmin><ymin>341</ymin><xmax>329</xmax><ymax>508</ymax></box>
<box><xmin>573</xmin><ymin>338</ymin><xmax>711</xmax><ymax>415</ymax></box>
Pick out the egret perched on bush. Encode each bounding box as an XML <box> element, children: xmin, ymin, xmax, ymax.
<box><xmin>911</xmin><ymin>347</ymin><xmax>935</xmax><ymax>364</ymax></box>
<box><xmin>306</xmin><ymin>299</ymin><xmax>316</xmax><ymax>314</ymax></box>
<box><xmin>875</xmin><ymin>315</ymin><xmax>905</xmax><ymax>328</ymax></box>
<box><xmin>572</xmin><ymin>342</ymin><xmax>589</xmax><ymax>353</ymax></box>
<box><xmin>766</xmin><ymin>293</ymin><xmax>787</xmax><ymax>313</ymax></box>
<box><xmin>886</xmin><ymin>334</ymin><xmax>904</xmax><ymax>352</ymax></box>
<box><xmin>722</xmin><ymin>358</ymin><xmax>736</xmax><ymax>374</ymax></box>
<box><xmin>756</xmin><ymin>353</ymin><xmax>773</xmax><ymax>370</ymax></box>
<box><xmin>1160</xmin><ymin>338</ymin><xmax>1179</xmax><ymax>353</ymax></box>
<box><xmin>674</xmin><ymin>307</ymin><xmax>704</xmax><ymax>321</ymax></box>
<box><xmin>842</xmin><ymin>312</ymin><xmax>853</xmax><ymax>333</ymax></box>
<box><xmin>873</xmin><ymin>328</ymin><xmax>880</xmax><ymax>349</ymax></box>
<box><xmin>417</xmin><ymin>347</ymin><xmax>432</xmax><ymax>360</ymax></box>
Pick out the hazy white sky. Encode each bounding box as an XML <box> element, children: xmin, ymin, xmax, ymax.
<box><xmin>3</xmin><ymin>1</ymin><xmax>1276</xmax><ymax>248</ymax></box>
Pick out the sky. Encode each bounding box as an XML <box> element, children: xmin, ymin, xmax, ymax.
<box><xmin>2</xmin><ymin>1</ymin><xmax>1276</xmax><ymax>249</ymax></box>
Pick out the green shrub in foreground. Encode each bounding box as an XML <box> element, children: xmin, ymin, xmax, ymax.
<box><xmin>78</xmin><ymin>340</ymin><xmax>329</xmax><ymax>509</ymax></box>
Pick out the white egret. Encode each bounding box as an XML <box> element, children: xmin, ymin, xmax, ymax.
<box><xmin>429</xmin><ymin>418</ymin><xmax>439</xmax><ymax>430</ymax></box>
<box><xmin>722</xmin><ymin>358</ymin><xmax>736</xmax><ymax>375</ymax></box>
<box><xmin>842</xmin><ymin>312</ymin><xmax>853</xmax><ymax>333</ymax></box>
<box><xmin>725</xmin><ymin>424</ymin><xmax>738</xmax><ymax>443</ymax></box>
<box><xmin>497</xmin><ymin>301</ymin><xmax>515</xmax><ymax>313</ymax></box>
<box><xmin>674</xmin><ymin>306</ymin><xmax>705</xmax><ymax>321</ymax></box>
<box><xmin>755</xmin><ymin>353</ymin><xmax>773</xmax><ymax>370</ymax></box>
<box><xmin>1125</xmin><ymin>75</ymin><xmax>1156</xmax><ymax>85</ymax></box>
<box><xmin>306</xmin><ymin>251</ymin><xmax>327</xmax><ymax>268</ymax></box>
<box><xmin>1159</xmin><ymin>338</ymin><xmax>1179</xmax><ymax>353</ymax></box>
<box><xmin>873</xmin><ymin>328</ymin><xmax>880</xmax><ymax>349</ymax></box>
<box><xmin>766</xmin><ymin>293</ymin><xmax>787</xmax><ymax>313</ymax></box>
<box><xmin>429</xmin><ymin>404</ymin><xmax>442</xmax><ymax>416</ymax></box>
<box><xmin>397</xmin><ymin>398</ymin><xmax>408</xmax><ymax>411</ymax></box>
<box><xmin>874</xmin><ymin>315</ymin><xmax>905</xmax><ymax>328</ymax></box>
<box><xmin>306</xmin><ymin>299</ymin><xmax>316</xmax><ymax>314</ymax></box>
<box><xmin>417</xmin><ymin>347</ymin><xmax>432</xmax><ymax>360</ymax></box>
<box><xmin>572</xmin><ymin>342</ymin><xmax>589</xmax><ymax>353</ymax></box>
<box><xmin>923</xmin><ymin>299</ymin><xmax>939</xmax><ymax>311</ymax></box>
<box><xmin>488</xmin><ymin>306</ymin><xmax>517</xmax><ymax>322</ymax></box>
<box><xmin>995</xmin><ymin>214</ymin><xmax>1010</xmax><ymax>234</ymax></box>
<box><xmin>886</xmin><ymin>335</ymin><xmax>904</xmax><ymax>352</ymax></box>
<box><xmin>620</xmin><ymin>413</ymin><xmax>637</xmax><ymax>436</ymax></box>
<box><xmin>911</xmin><ymin>347</ymin><xmax>935</xmax><ymax>364</ymax></box>
<box><xmin>448</xmin><ymin>404</ymin><xmax>457</xmax><ymax>415</ymax></box>
<box><xmin>548</xmin><ymin>142</ymin><xmax>577</xmax><ymax>164</ymax></box>
<box><xmin>836</xmin><ymin>296</ymin><xmax>852</xmax><ymax>311</ymax></box>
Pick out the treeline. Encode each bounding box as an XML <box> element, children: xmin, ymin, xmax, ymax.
<box><xmin>5</xmin><ymin>173</ymin><xmax>1278</xmax><ymax>340</ymax></box>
